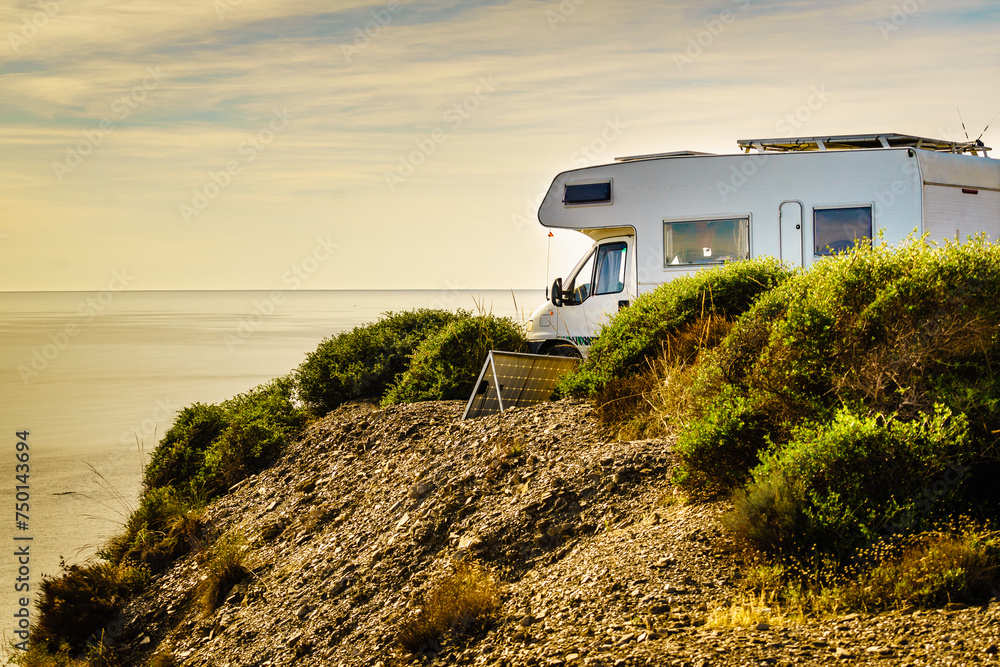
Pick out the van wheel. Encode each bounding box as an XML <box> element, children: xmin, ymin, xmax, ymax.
<box><xmin>547</xmin><ymin>344</ymin><xmax>582</xmax><ymax>359</ymax></box>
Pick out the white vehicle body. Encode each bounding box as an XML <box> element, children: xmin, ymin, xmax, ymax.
<box><xmin>525</xmin><ymin>134</ymin><xmax>1000</xmax><ymax>356</ymax></box>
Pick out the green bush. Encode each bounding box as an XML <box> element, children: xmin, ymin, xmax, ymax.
<box><xmin>728</xmin><ymin>405</ymin><xmax>972</xmax><ymax>559</ymax></box>
<box><xmin>200</xmin><ymin>376</ymin><xmax>306</xmax><ymax>492</ymax></box>
<box><xmin>724</xmin><ymin>470</ymin><xmax>806</xmax><ymax>555</ymax></box>
<box><xmin>33</xmin><ymin>561</ymin><xmax>148</xmax><ymax>653</ymax></box>
<box><xmin>111</xmin><ymin>376</ymin><xmax>304</xmax><ymax>571</ymax></box>
<box><xmin>674</xmin><ymin>385</ymin><xmax>774</xmax><ymax>493</ymax></box>
<box><xmin>143</xmin><ymin>402</ymin><xmax>227</xmax><ymax>490</ymax></box>
<box><xmin>382</xmin><ymin>314</ymin><xmax>526</xmax><ymax>405</ymax></box>
<box><xmin>676</xmin><ymin>235</ymin><xmax>1000</xmax><ymax>489</ymax></box>
<box><xmin>716</xmin><ymin>235</ymin><xmax>1000</xmax><ymax>428</ymax></box>
<box><xmin>142</xmin><ymin>376</ymin><xmax>305</xmax><ymax>496</ymax></box>
<box><xmin>567</xmin><ymin>236</ymin><xmax>1000</xmax><ymax>569</ymax></box>
<box><xmin>295</xmin><ymin>309</ymin><xmax>462</xmax><ymax>415</ymax></box>
<box><xmin>31</xmin><ymin>376</ymin><xmax>305</xmax><ymax>661</ymax></box>
<box><xmin>102</xmin><ymin>485</ymin><xmax>209</xmax><ymax>569</ymax></box>
<box><xmin>557</xmin><ymin>257</ymin><xmax>792</xmax><ymax>397</ymax></box>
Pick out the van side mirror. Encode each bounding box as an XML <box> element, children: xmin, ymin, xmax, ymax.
<box><xmin>551</xmin><ymin>278</ymin><xmax>563</xmax><ymax>307</ymax></box>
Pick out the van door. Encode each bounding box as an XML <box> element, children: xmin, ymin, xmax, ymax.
<box><xmin>555</xmin><ymin>239</ymin><xmax>630</xmax><ymax>350</ymax></box>
<box><xmin>779</xmin><ymin>201</ymin><xmax>804</xmax><ymax>266</ymax></box>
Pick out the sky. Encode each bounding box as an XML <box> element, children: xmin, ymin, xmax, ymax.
<box><xmin>1</xmin><ymin>0</ymin><xmax>998</xmax><ymax>291</ymax></box>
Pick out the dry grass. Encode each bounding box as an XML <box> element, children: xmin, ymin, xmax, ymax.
<box><xmin>196</xmin><ymin>530</ymin><xmax>251</xmax><ymax>615</ymax></box>
<box><xmin>494</xmin><ymin>435</ymin><xmax>525</xmax><ymax>459</ymax></box>
<box><xmin>397</xmin><ymin>561</ymin><xmax>501</xmax><ymax>655</ymax></box>
<box><xmin>83</xmin><ymin>637</ymin><xmax>121</xmax><ymax>667</ymax></box>
<box><xmin>708</xmin><ymin>563</ymin><xmax>850</xmax><ymax>628</ymax></box>
<box><xmin>843</xmin><ymin>520</ymin><xmax>1000</xmax><ymax>610</ymax></box>
<box><xmin>706</xmin><ymin>590</ymin><xmax>797</xmax><ymax>629</ymax></box>
<box><xmin>147</xmin><ymin>650</ymin><xmax>176</xmax><ymax>667</ymax></box>
<box><xmin>7</xmin><ymin>646</ymin><xmax>88</xmax><ymax>667</ymax></box>
<box><xmin>715</xmin><ymin>520</ymin><xmax>1000</xmax><ymax>625</ymax></box>
<box><xmin>101</xmin><ymin>485</ymin><xmax>211</xmax><ymax>571</ymax></box>
<box><xmin>654</xmin><ymin>488</ymin><xmax>688</xmax><ymax>508</ymax></box>
<box><xmin>637</xmin><ymin>363</ymin><xmax>701</xmax><ymax>439</ymax></box>
<box><xmin>597</xmin><ymin>316</ymin><xmax>732</xmax><ymax>441</ymax></box>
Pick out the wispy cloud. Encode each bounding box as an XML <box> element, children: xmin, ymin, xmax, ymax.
<box><xmin>0</xmin><ymin>0</ymin><xmax>997</xmax><ymax>290</ymax></box>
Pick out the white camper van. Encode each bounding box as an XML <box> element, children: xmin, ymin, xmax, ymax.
<box><xmin>524</xmin><ymin>133</ymin><xmax>1000</xmax><ymax>357</ymax></box>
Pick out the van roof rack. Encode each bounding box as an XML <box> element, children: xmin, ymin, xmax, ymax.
<box><xmin>737</xmin><ymin>133</ymin><xmax>990</xmax><ymax>156</ymax></box>
<box><xmin>615</xmin><ymin>150</ymin><xmax>715</xmax><ymax>162</ymax></box>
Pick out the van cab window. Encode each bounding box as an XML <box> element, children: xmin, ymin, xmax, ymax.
<box><xmin>813</xmin><ymin>206</ymin><xmax>872</xmax><ymax>255</ymax></box>
<box><xmin>664</xmin><ymin>217</ymin><xmax>749</xmax><ymax>266</ymax></box>
<box><xmin>594</xmin><ymin>242</ymin><xmax>628</xmax><ymax>295</ymax></box>
<box><xmin>565</xmin><ymin>241</ymin><xmax>629</xmax><ymax>304</ymax></box>
<box><xmin>567</xmin><ymin>250</ymin><xmax>596</xmax><ymax>304</ymax></box>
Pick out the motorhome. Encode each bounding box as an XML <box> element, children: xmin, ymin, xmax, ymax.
<box><xmin>524</xmin><ymin>133</ymin><xmax>1000</xmax><ymax>357</ymax></box>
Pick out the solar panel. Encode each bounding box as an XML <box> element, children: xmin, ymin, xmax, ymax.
<box><xmin>462</xmin><ymin>351</ymin><xmax>580</xmax><ymax>420</ymax></box>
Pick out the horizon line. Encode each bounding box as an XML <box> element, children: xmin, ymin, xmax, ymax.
<box><xmin>0</xmin><ymin>287</ymin><xmax>544</xmax><ymax>294</ymax></box>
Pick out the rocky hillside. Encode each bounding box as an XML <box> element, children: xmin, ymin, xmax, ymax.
<box><xmin>101</xmin><ymin>399</ymin><xmax>1000</xmax><ymax>666</ymax></box>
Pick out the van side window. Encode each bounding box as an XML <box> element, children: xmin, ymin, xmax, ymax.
<box><xmin>814</xmin><ymin>206</ymin><xmax>872</xmax><ymax>255</ymax></box>
<box><xmin>663</xmin><ymin>217</ymin><xmax>749</xmax><ymax>266</ymax></box>
<box><xmin>594</xmin><ymin>242</ymin><xmax>628</xmax><ymax>295</ymax></box>
<box><xmin>568</xmin><ymin>250</ymin><xmax>596</xmax><ymax>304</ymax></box>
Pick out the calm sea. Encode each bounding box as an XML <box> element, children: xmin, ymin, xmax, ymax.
<box><xmin>0</xmin><ymin>288</ymin><xmax>541</xmax><ymax>651</ymax></box>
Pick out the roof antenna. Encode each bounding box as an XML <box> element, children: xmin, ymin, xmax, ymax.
<box><xmin>975</xmin><ymin>109</ymin><xmax>1000</xmax><ymax>142</ymax></box>
<box><xmin>957</xmin><ymin>107</ymin><xmax>970</xmax><ymax>141</ymax></box>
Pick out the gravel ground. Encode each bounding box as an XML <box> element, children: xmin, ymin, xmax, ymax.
<box><xmin>101</xmin><ymin>399</ymin><xmax>1000</xmax><ymax>666</ymax></box>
